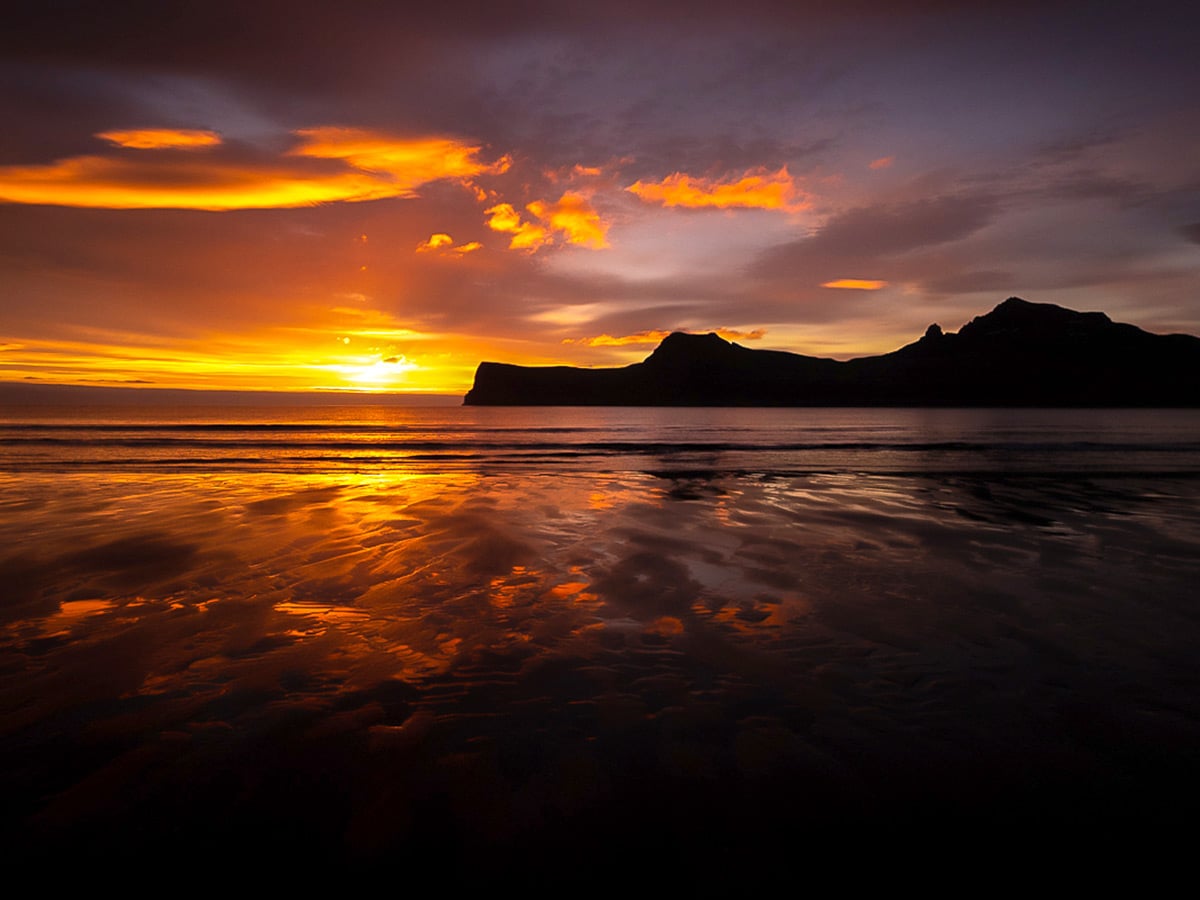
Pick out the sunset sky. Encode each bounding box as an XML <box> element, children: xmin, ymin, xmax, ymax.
<box><xmin>2</xmin><ymin>1</ymin><xmax>1198</xmax><ymax>394</ymax></box>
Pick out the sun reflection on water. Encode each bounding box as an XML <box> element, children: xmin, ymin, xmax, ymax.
<box><xmin>3</xmin><ymin>466</ymin><xmax>1200</xmax><ymax>863</ymax></box>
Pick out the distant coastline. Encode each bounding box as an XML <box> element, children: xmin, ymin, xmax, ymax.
<box><xmin>465</xmin><ymin>297</ymin><xmax>1200</xmax><ymax>408</ymax></box>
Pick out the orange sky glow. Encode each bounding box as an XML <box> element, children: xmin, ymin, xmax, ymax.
<box><xmin>2</xmin><ymin>7</ymin><xmax>1197</xmax><ymax>396</ymax></box>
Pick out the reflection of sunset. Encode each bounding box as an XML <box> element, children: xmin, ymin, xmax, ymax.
<box><xmin>547</xmin><ymin>581</ymin><xmax>596</xmax><ymax>602</ymax></box>
<box><xmin>5</xmin><ymin>444</ymin><xmax>1200</xmax><ymax>862</ymax></box>
<box><xmin>39</xmin><ymin>598</ymin><xmax>117</xmax><ymax>637</ymax></box>
<box><xmin>588</xmin><ymin>491</ymin><xmax>613</xmax><ymax>510</ymax></box>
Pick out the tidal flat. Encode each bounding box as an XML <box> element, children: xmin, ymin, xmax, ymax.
<box><xmin>3</xmin><ymin>466</ymin><xmax>1199</xmax><ymax>870</ymax></box>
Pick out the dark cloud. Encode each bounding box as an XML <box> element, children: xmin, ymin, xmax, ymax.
<box><xmin>1020</xmin><ymin>171</ymin><xmax>1153</xmax><ymax>207</ymax></box>
<box><xmin>754</xmin><ymin>193</ymin><xmax>1001</xmax><ymax>281</ymax></box>
<box><xmin>0</xmin><ymin>2</ymin><xmax>1035</xmax><ymax>71</ymax></box>
<box><xmin>922</xmin><ymin>270</ymin><xmax>1015</xmax><ymax>296</ymax></box>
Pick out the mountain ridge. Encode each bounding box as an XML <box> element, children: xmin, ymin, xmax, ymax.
<box><xmin>464</xmin><ymin>298</ymin><xmax>1200</xmax><ymax>407</ymax></box>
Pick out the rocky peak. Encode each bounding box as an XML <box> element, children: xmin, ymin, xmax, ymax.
<box><xmin>645</xmin><ymin>331</ymin><xmax>736</xmax><ymax>365</ymax></box>
<box><xmin>960</xmin><ymin>296</ymin><xmax>1112</xmax><ymax>340</ymax></box>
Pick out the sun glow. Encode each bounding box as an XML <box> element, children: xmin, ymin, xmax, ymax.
<box><xmin>321</xmin><ymin>356</ymin><xmax>419</xmax><ymax>388</ymax></box>
<box><xmin>0</xmin><ymin>311</ymin><xmax>604</xmax><ymax>394</ymax></box>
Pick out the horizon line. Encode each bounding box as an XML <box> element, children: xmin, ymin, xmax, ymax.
<box><xmin>0</xmin><ymin>381</ymin><xmax>463</xmax><ymax>406</ymax></box>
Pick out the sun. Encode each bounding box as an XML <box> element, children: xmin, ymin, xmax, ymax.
<box><xmin>322</xmin><ymin>356</ymin><xmax>419</xmax><ymax>390</ymax></box>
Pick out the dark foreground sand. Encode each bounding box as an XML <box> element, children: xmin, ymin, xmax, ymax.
<box><xmin>3</xmin><ymin>469</ymin><xmax>1198</xmax><ymax>873</ymax></box>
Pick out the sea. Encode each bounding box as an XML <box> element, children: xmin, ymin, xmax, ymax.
<box><xmin>3</xmin><ymin>402</ymin><xmax>1200</xmax><ymax>874</ymax></box>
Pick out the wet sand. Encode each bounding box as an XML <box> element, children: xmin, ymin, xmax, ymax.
<box><xmin>3</xmin><ymin>469</ymin><xmax>1199</xmax><ymax>872</ymax></box>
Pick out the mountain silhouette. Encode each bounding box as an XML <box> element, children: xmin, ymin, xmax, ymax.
<box><xmin>463</xmin><ymin>298</ymin><xmax>1200</xmax><ymax>406</ymax></box>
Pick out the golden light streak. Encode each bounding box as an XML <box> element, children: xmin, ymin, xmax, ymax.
<box><xmin>3</xmin><ymin>309</ymin><xmax>611</xmax><ymax>394</ymax></box>
<box><xmin>821</xmin><ymin>279</ymin><xmax>888</xmax><ymax>290</ymax></box>
<box><xmin>0</xmin><ymin>329</ymin><xmax>445</xmax><ymax>393</ymax></box>
<box><xmin>0</xmin><ymin>128</ymin><xmax>502</xmax><ymax>210</ymax></box>
<box><xmin>869</xmin><ymin>156</ymin><xmax>894</xmax><ymax>170</ymax></box>
<box><xmin>452</xmin><ymin>241</ymin><xmax>482</xmax><ymax>254</ymax></box>
<box><xmin>626</xmin><ymin>166</ymin><xmax>807</xmax><ymax>212</ymax></box>
<box><xmin>97</xmin><ymin>128</ymin><xmax>223</xmax><ymax>150</ymax></box>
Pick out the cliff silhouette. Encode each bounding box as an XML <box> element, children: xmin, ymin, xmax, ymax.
<box><xmin>463</xmin><ymin>298</ymin><xmax>1200</xmax><ymax>407</ymax></box>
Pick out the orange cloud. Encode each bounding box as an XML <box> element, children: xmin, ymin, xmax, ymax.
<box><xmin>565</xmin><ymin>330</ymin><xmax>673</xmax><ymax>346</ymax></box>
<box><xmin>527</xmin><ymin>192</ymin><xmax>609</xmax><ymax>249</ymax></box>
<box><xmin>565</xmin><ymin>327</ymin><xmax>766</xmax><ymax>346</ymax></box>
<box><xmin>869</xmin><ymin>156</ymin><xmax>894</xmax><ymax>170</ymax></box>
<box><xmin>822</xmin><ymin>279</ymin><xmax>888</xmax><ymax>290</ymax></box>
<box><xmin>416</xmin><ymin>233</ymin><xmax>481</xmax><ymax>255</ymax></box>
<box><xmin>292</xmin><ymin>127</ymin><xmax>504</xmax><ymax>184</ymax></box>
<box><xmin>97</xmin><ymin>128</ymin><xmax>223</xmax><ymax>150</ymax></box>
<box><xmin>485</xmin><ymin>202</ymin><xmax>551</xmax><ymax>250</ymax></box>
<box><xmin>714</xmin><ymin>328</ymin><xmax>767</xmax><ymax>342</ymax></box>
<box><xmin>0</xmin><ymin>127</ymin><xmax>503</xmax><ymax>210</ymax></box>
<box><xmin>416</xmin><ymin>233</ymin><xmax>454</xmax><ymax>252</ymax></box>
<box><xmin>544</xmin><ymin>163</ymin><xmax>608</xmax><ymax>185</ymax></box>
<box><xmin>626</xmin><ymin>166</ymin><xmax>807</xmax><ymax>212</ymax></box>
<box><xmin>485</xmin><ymin>192</ymin><xmax>609</xmax><ymax>252</ymax></box>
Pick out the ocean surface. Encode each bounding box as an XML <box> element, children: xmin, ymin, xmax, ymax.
<box><xmin>3</xmin><ymin>404</ymin><xmax>1200</xmax><ymax>872</ymax></box>
<box><xmin>6</xmin><ymin>403</ymin><xmax>1200</xmax><ymax>473</ymax></box>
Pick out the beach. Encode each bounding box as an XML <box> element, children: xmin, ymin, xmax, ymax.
<box><xmin>3</xmin><ymin>407</ymin><xmax>1200</xmax><ymax>870</ymax></box>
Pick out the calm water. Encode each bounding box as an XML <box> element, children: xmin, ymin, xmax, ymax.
<box><xmin>4</xmin><ymin>405</ymin><xmax>1200</xmax><ymax>473</ymax></box>
<box><xmin>3</xmin><ymin>404</ymin><xmax>1199</xmax><ymax>871</ymax></box>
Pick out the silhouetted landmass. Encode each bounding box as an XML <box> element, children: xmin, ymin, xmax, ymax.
<box><xmin>464</xmin><ymin>297</ymin><xmax>1200</xmax><ymax>406</ymax></box>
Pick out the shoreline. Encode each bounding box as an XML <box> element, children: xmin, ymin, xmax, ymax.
<box><xmin>4</xmin><ymin>467</ymin><xmax>1198</xmax><ymax>863</ymax></box>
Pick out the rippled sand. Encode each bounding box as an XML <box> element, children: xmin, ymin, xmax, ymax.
<box><xmin>3</xmin><ymin>469</ymin><xmax>1199</xmax><ymax>870</ymax></box>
